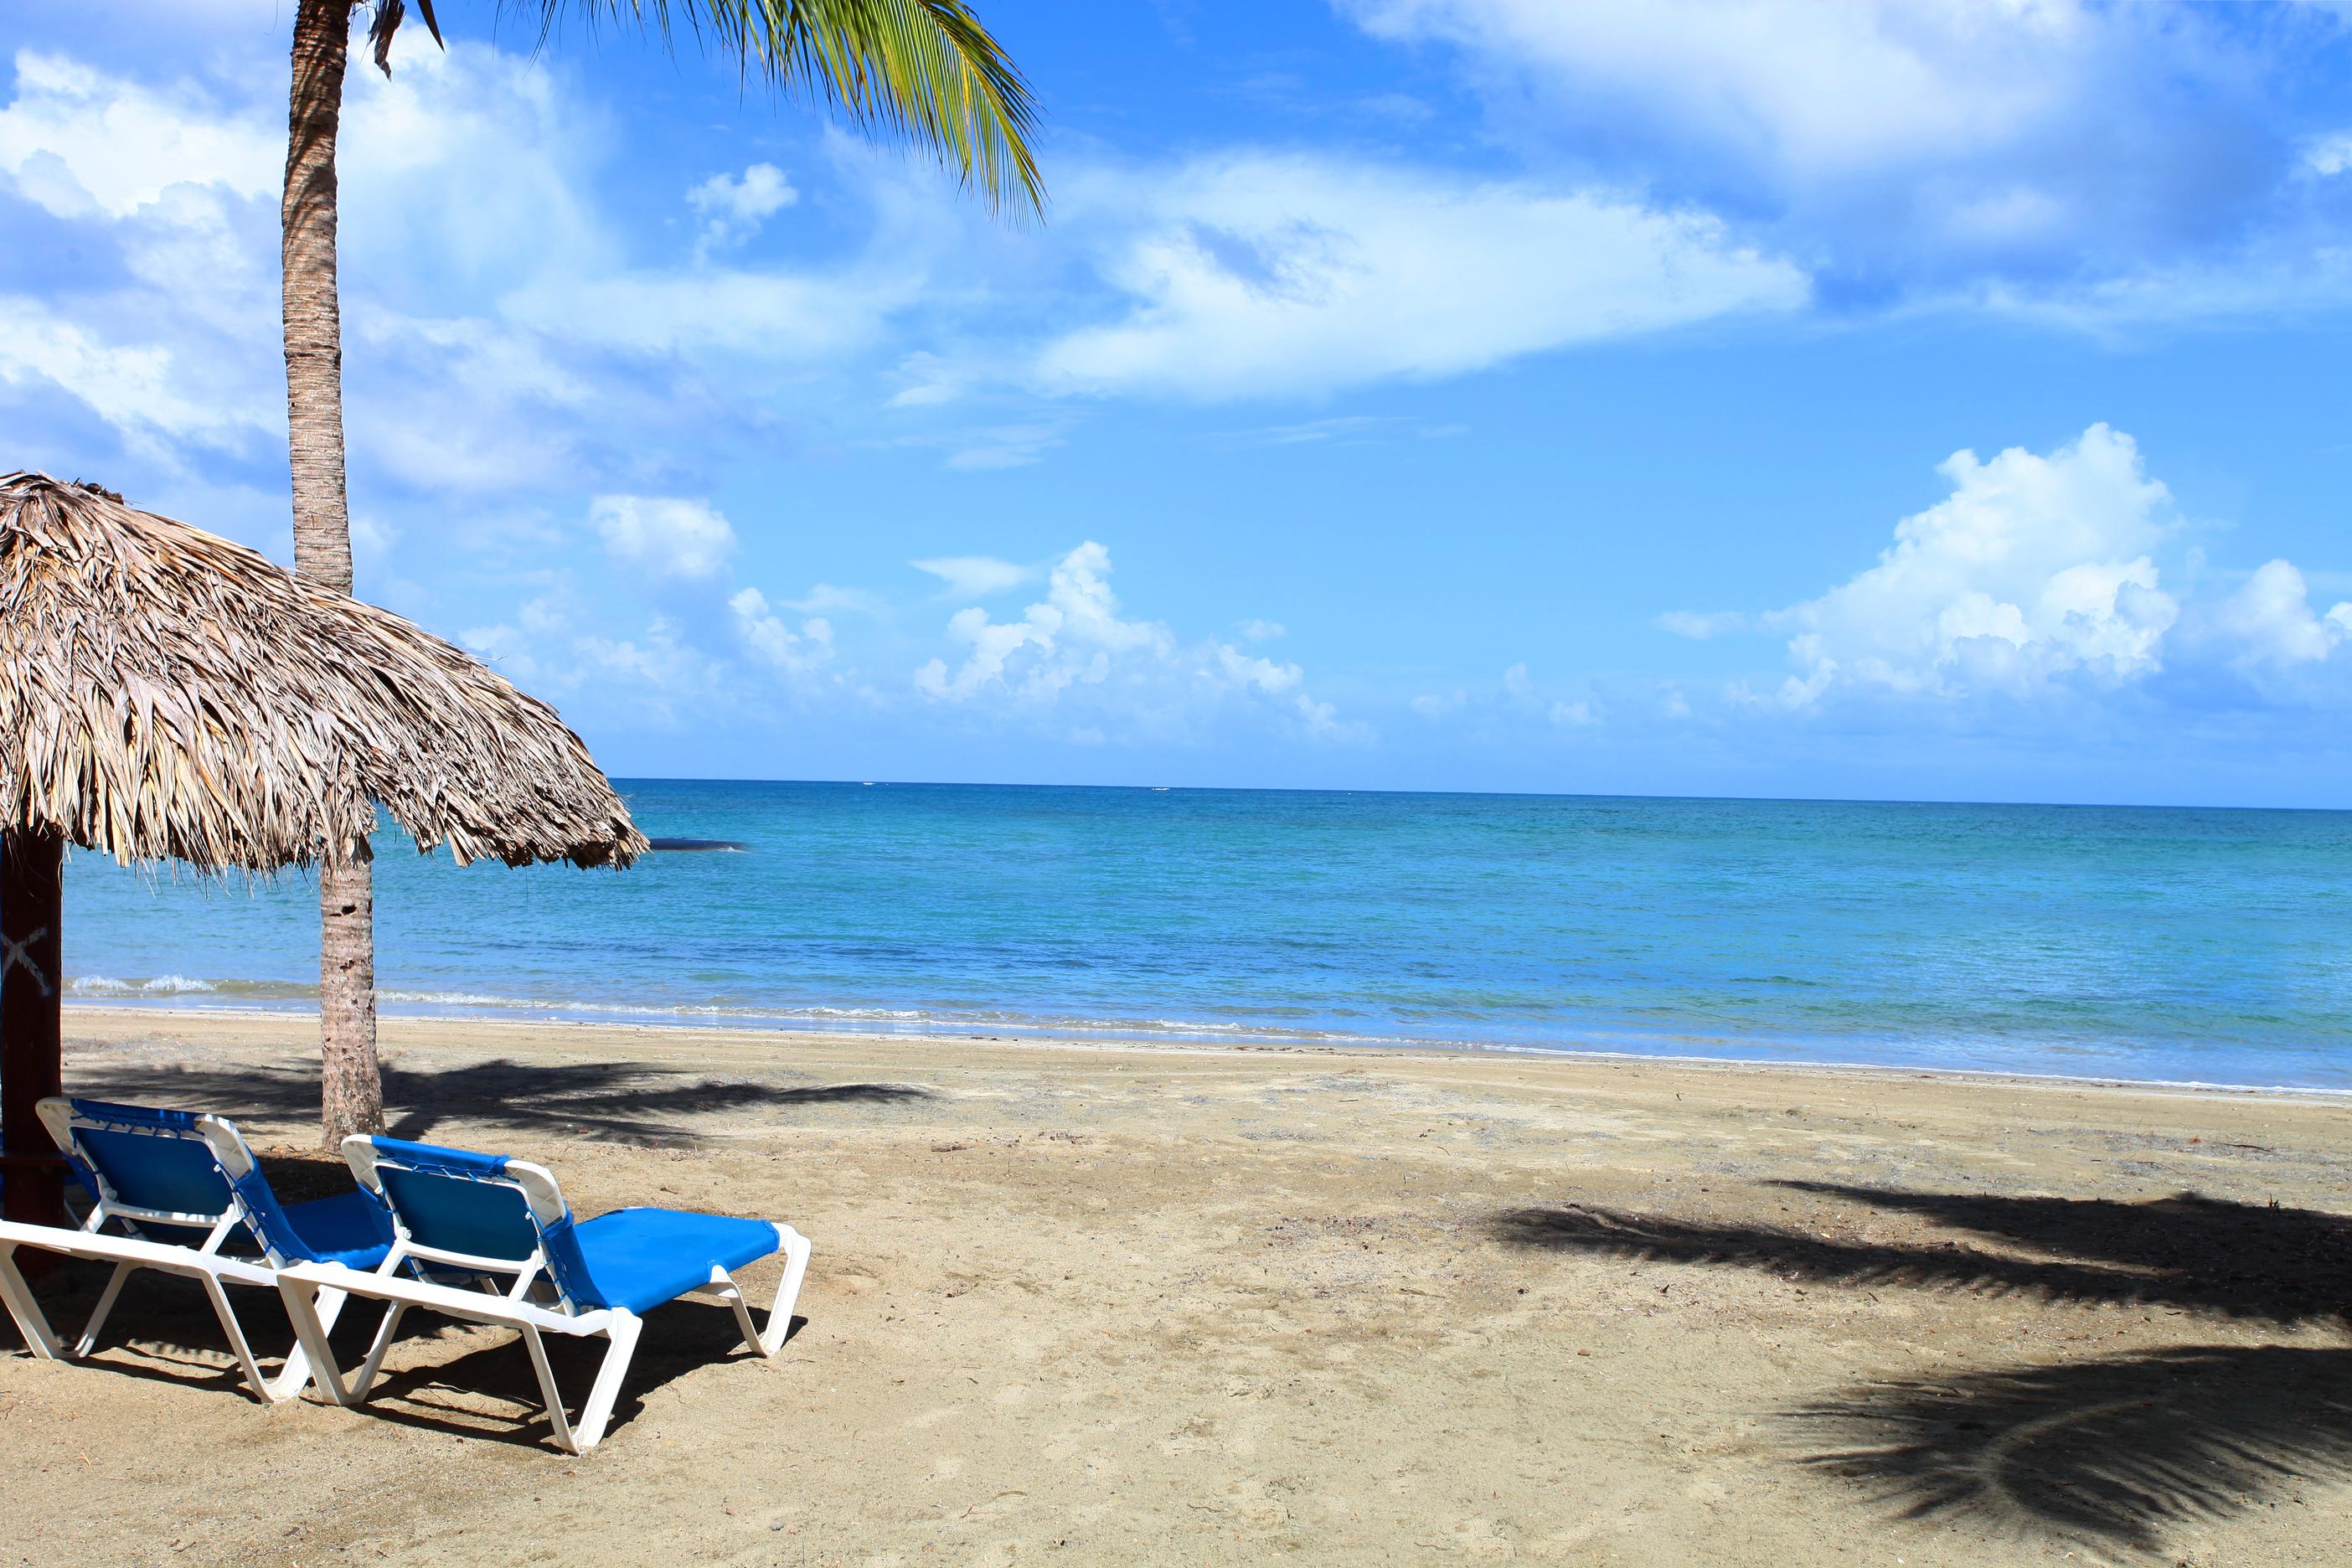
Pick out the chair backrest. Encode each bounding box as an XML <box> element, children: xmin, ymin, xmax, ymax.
<box><xmin>39</xmin><ymin>1096</ymin><xmax>333</xmax><ymax>1266</ymax></box>
<box><xmin>343</xmin><ymin>1136</ymin><xmax>599</xmax><ymax>1311</ymax></box>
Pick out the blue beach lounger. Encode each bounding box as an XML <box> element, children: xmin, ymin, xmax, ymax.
<box><xmin>275</xmin><ymin>1135</ymin><xmax>812</xmax><ymax>1453</ymax></box>
<box><xmin>0</xmin><ymin>1096</ymin><xmax>396</xmax><ymax>1402</ymax></box>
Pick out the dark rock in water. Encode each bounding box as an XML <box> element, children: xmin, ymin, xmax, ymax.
<box><xmin>647</xmin><ymin>837</ymin><xmax>750</xmax><ymax>853</ymax></box>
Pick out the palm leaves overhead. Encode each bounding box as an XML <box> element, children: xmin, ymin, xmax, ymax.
<box><xmin>576</xmin><ymin>3</ymin><xmax>1041</xmax><ymax>216</ymax></box>
<box><xmin>370</xmin><ymin>1</ymin><xmax>1044</xmax><ymax>218</ymax></box>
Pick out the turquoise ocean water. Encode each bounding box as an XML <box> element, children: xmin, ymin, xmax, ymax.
<box><xmin>57</xmin><ymin>781</ymin><xmax>2352</xmax><ymax>1090</ymax></box>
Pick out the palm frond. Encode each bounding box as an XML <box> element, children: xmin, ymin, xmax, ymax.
<box><xmin>535</xmin><ymin>0</ymin><xmax>1044</xmax><ymax>219</ymax></box>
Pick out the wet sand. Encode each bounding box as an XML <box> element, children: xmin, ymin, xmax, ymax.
<box><xmin>3</xmin><ymin>1007</ymin><xmax>2349</xmax><ymax>1566</ymax></box>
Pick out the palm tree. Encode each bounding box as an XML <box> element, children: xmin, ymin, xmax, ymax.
<box><xmin>281</xmin><ymin>0</ymin><xmax>1042</xmax><ymax>1146</ymax></box>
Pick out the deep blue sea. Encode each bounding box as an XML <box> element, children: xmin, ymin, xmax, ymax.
<box><xmin>56</xmin><ymin>781</ymin><xmax>2352</xmax><ymax>1090</ymax></box>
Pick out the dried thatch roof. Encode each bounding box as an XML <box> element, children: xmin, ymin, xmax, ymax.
<box><xmin>0</xmin><ymin>472</ymin><xmax>646</xmax><ymax>871</ymax></box>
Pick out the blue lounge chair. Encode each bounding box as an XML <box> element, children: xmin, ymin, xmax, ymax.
<box><xmin>0</xmin><ymin>1096</ymin><xmax>396</xmax><ymax>1401</ymax></box>
<box><xmin>275</xmin><ymin>1134</ymin><xmax>812</xmax><ymax>1452</ymax></box>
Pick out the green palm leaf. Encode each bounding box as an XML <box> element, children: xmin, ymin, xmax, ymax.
<box><xmin>539</xmin><ymin>1</ymin><xmax>1044</xmax><ymax>218</ymax></box>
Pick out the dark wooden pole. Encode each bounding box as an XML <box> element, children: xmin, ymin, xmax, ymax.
<box><xmin>1</xmin><ymin>830</ymin><xmax>65</xmax><ymax>1230</ymax></box>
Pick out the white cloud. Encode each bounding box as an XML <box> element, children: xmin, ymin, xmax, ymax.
<box><xmin>0</xmin><ymin>295</ymin><xmax>268</xmax><ymax>449</ymax></box>
<box><xmin>1340</xmin><ymin>1</ymin><xmax>2312</xmax><ymax>306</ymax></box>
<box><xmin>1346</xmin><ymin>0</ymin><xmax>2092</xmax><ymax>185</ymax></box>
<box><xmin>1751</xmin><ymin>423</ymin><xmax>2183</xmax><ymax>707</ymax></box>
<box><xmin>912</xmin><ymin>542</ymin><xmax>1352</xmax><ymax>741</ymax></box>
<box><xmin>1033</xmin><ymin>152</ymin><xmax>1806</xmax><ymax>400</ymax></box>
<box><xmin>729</xmin><ymin>586</ymin><xmax>834</xmax><ymax>675</ymax></box>
<box><xmin>2306</xmin><ymin>133</ymin><xmax>2352</xmax><ymax>178</ymax></box>
<box><xmin>591</xmin><ymin>494</ymin><xmax>738</xmax><ymax>580</ymax></box>
<box><xmin>337</xmin><ymin>43</ymin><xmax>607</xmax><ymax>287</ymax></box>
<box><xmin>2213</xmin><ymin>560</ymin><xmax>2352</xmax><ymax>673</ymax></box>
<box><xmin>0</xmin><ymin>50</ymin><xmax>276</xmax><ymax>219</ymax></box>
<box><xmin>689</xmin><ymin>162</ymin><xmax>798</xmax><ymax>250</ymax></box>
<box><xmin>911</xmin><ymin>555</ymin><xmax>1033</xmax><ymax>599</ymax></box>
<box><xmin>1549</xmin><ymin>699</ymin><xmax>1597</xmax><ymax>726</ymax></box>
<box><xmin>1238</xmin><ymin>618</ymin><xmax>1286</xmax><ymax>642</ymax></box>
<box><xmin>887</xmin><ymin>351</ymin><xmax>967</xmax><ymax>408</ymax></box>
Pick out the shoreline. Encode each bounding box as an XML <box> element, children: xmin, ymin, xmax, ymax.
<box><xmin>62</xmin><ymin>998</ymin><xmax>2352</xmax><ymax>1105</ymax></box>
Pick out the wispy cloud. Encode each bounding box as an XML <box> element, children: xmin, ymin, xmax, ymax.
<box><xmin>1032</xmin><ymin>152</ymin><xmax>1807</xmax><ymax>400</ymax></box>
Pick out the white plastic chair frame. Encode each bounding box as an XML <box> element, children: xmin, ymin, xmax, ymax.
<box><xmin>275</xmin><ymin>1138</ymin><xmax>812</xmax><ymax>1453</ymax></box>
<box><xmin>0</xmin><ymin>1099</ymin><xmax>395</xmax><ymax>1402</ymax></box>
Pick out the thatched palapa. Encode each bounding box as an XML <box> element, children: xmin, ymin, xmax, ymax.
<box><xmin>0</xmin><ymin>470</ymin><xmax>646</xmax><ymax>1229</ymax></box>
<box><xmin>0</xmin><ymin>471</ymin><xmax>646</xmax><ymax>872</ymax></box>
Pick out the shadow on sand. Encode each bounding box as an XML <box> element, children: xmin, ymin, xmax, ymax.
<box><xmin>1792</xmin><ymin>1344</ymin><xmax>2352</xmax><ymax>1550</ymax></box>
<box><xmin>1496</xmin><ymin>1182</ymin><xmax>2352</xmax><ymax>1327</ymax></box>
<box><xmin>65</xmin><ymin>1055</ymin><xmax>934</xmax><ymax>1147</ymax></box>
<box><xmin>1495</xmin><ymin>1183</ymin><xmax>2352</xmax><ymax>1550</ymax></box>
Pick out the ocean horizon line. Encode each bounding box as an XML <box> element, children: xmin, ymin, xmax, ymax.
<box><xmin>602</xmin><ymin>775</ymin><xmax>2352</xmax><ymax>817</ymax></box>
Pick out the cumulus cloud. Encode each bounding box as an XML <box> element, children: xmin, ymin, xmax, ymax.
<box><xmin>728</xmin><ymin>586</ymin><xmax>834</xmax><ymax>674</ymax></box>
<box><xmin>1748</xmin><ymin>424</ymin><xmax>2179</xmax><ymax>706</ymax></box>
<box><xmin>913</xmin><ymin>542</ymin><xmax>1354</xmax><ymax>741</ymax></box>
<box><xmin>2212</xmin><ymin>560</ymin><xmax>2352</xmax><ymax>673</ymax></box>
<box><xmin>591</xmin><ymin>494</ymin><xmax>738</xmax><ymax>580</ymax></box>
<box><xmin>689</xmin><ymin>162</ymin><xmax>797</xmax><ymax>250</ymax></box>
<box><xmin>1033</xmin><ymin>152</ymin><xmax>1806</xmax><ymax>399</ymax></box>
<box><xmin>1683</xmin><ymin>424</ymin><xmax>2349</xmax><ymax>718</ymax></box>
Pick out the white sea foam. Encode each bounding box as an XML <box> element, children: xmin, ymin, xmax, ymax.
<box><xmin>69</xmin><ymin>974</ymin><xmax>218</xmax><ymax>995</ymax></box>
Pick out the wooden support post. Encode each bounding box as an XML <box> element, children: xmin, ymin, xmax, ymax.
<box><xmin>1</xmin><ymin>831</ymin><xmax>64</xmax><ymax>1230</ymax></box>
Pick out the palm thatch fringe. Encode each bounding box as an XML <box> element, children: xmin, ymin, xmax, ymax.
<box><xmin>0</xmin><ymin>472</ymin><xmax>646</xmax><ymax>872</ymax></box>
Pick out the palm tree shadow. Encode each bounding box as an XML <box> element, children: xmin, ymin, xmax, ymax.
<box><xmin>1495</xmin><ymin>1184</ymin><xmax>2352</xmax><ymax>1550</ymax></box>
<box><xmin>67</xmin><ymin>1056</ymin><xmax>934</xmax><ymax>1147</ymax></box>
<box><xmin>1493</xmin><ymin>1186</ymin><xmax>2352</xmax><ymax>1328</ymax></box>
<box><xmin>1789</xmin><ymin>1345</ymin><xmax>2352</xmax><ymax>1550</ymax></box>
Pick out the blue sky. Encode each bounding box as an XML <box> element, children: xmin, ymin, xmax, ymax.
<box><xmin>4</xmin><ymin>1</ymin><xmax>2351</xmax><ymax>806</ymax></box>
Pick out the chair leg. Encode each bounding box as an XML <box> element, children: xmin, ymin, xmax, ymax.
<box><xmin>275</xmin><ymin>1272</ymin><xmax>352</xmax><ymax>1405</ymax></box>
<box><xmin>70</xmin><ymin>1260</ymin><xmax>136</xmax><ymax>1359</ymax></box>
<box><xmin>570</xmin><ymin>1311</ymin><xmax>642</xmax><ymax>1453</ymax></box>
<box><xmin>518</xmin><ymin>1323</ymin><xmax>577</xmax><ymax>1453</ymax></box>
<box><xmin>715</xmin><ymin>1225</ymin><xmax>812</xmax><ymax>1358</ymax></box>
<box><xmin>348</xmin><ymin>1301</ymin><xmax>409</xmax><ymax>1401</ymax></box>
<box><xmin>198</xmin><ymin>1271</ymin><xmax>276</xmax><ymax>1403</ymax></box>
<box><xmin>757</xmin><ymin>1225</ymin><xmax>812</xmax><ymax>1356</ymax></box>
<box><xmin>262</xmin><ymin>1282</ymin><xmax>353</xmax><ymax>1404</ymax></box>
<box><xmin>0</xmin><ymin>1241</ymin><xmax>65</xmax><ymax>1359</ymax></box>
<box><xmin>513</xmin><ymin>1312</ymin><xmax>643</xmax><ymax>1456</ymax></box>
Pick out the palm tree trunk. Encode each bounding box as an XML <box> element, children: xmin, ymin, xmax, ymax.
<box><xmin>283</xmin><ymin>0</ymin><xmax>384</xmax><ymax>1148</ymax></box>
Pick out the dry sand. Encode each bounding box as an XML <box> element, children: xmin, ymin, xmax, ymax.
<box><xmin>3</xmin><ymin>1008</ymin><xmax>2349</xmax><ymax>1567</ymax></box>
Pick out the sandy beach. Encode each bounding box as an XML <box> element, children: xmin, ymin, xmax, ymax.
<box><xmin>3</xmin><ymin>1008</ymin><xmax>2349</xmax><ymax>1567</ymax></box>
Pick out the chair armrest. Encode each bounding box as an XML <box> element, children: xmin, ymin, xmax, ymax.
<box><xmin>0</xmin><ymin>1219</ymin><xmax>276</xmax><ymax>1287</ymax></box>
<box><xmin>277</xmin><ymin>1261</ymin><xmax>612</xmax><ymax>1335</ymax></box>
